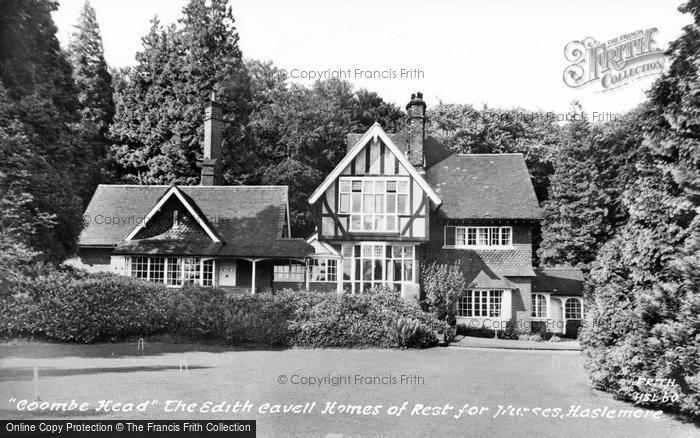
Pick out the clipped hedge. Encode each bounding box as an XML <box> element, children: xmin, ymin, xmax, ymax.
<box><xmin>0</xmin><ymin>276</ymin><xmax>445</xmax><ymax>348</ymax></box>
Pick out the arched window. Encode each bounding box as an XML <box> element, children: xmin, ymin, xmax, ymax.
<box><xmin>531</xmin><ymin>293</ymin><xmax>547</xmax><ymax>319</ymax></box>
<box><xmin>565</xmin><ymin>298</ymin><xmax>582</xmax><ymax>319</ymax></box>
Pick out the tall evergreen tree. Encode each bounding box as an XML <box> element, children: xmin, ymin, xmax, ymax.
<box><xmin>581</xmin><ymin>0</ymin><xmax>700</xmax><ymax>419</ymax></box>
<box><xmin>110</xmin><ymin>0</ymin><xmax>251</xmax><ymax>184</ymax></box>
<box><xmin>538</xmin><ymin>104</ymin><xmax>645</xmax><ymax>268</ymax></box>
<box><xmin>0</xmin><ymin>0</ymin><xmax>86</xmax><ymax>266</ymax></box>
<box><xmin>68</xmin><ymin>0</ymin><xmax>115</xmax><ymax>198</ymax></box>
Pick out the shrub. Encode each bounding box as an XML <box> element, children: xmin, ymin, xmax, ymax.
<box><xmin>421</xmin><ymin>261</ymin><xmax>466</xmax><ymax>324</ymax></box>
<box><xmin>387</xmin><ymin>317</ymin><xmax>420</xmax><ymax>349</ymax></box>
<box><xmin>456</xmin><ymin>324</ymin><xmax>495</xmax><ymax>338</ymax></box>
<box><xmin>223</xmin><ymin>292</ymin><xmax>295</xmax><ymax>347</ymax></box>
<box><xmin>160</xmin><ymin>286</ymin><xmax>227</xmax><ymax>338</ymax></box>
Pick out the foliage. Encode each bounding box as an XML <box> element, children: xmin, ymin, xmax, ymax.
<box><xmin>581</xmin><ymin>0</ymin><xmax>700</xmax><ymax>419</ymax></box>
<box><xmin>67</xmin><ymin>0</ymin><xmax>115</xmax><ymax>199</ymax></box>
<box><xmin>110</xmin><ymin>0</ymin><xmax>252</xmax><ymax>184</ymax></box>
<box><xmin>538</xmin><ymin>103</ymin><xmax>645</xmax><ymax>268</ymax></box>
<box><xmin>0</xmin><ymin>0</ymin><xmax>87</xmax><ymax>263</ymax></box>
<box><xmin>0</xmin><ymin>278</ymin><xmax>442</xmax><ymax>349</ymax></box>
<box><xmin>421</xmin><ymin>261</ymin><xmax>467</xmax><ymax>324</ymax></box>
<box><xmin>387</xmin><ymin>317</ymin><xmax>420</xmax><ymax>349</ymax></box>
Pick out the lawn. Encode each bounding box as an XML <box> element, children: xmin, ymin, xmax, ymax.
<box><xmin>0</xmin><ymin>342</ymin><xmax>697</xmax><ymax>437</ymax></box>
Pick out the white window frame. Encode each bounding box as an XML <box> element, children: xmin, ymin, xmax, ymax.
<box><xmin>564</xmin><ymin>298</ymin><xmax>583</xmax><ymax>319</ymax></box>
<box><xmin>457</xmin><ymin>290</ymin><xmax>504</xmax><ymax>318</ymax></box>
<box><xmin>444</xmin><ymin>226</ymin><xmax>513</xmax><ymax>249</ymax></box>
<box><xmin>129</xmin><ymin>256</ymin><xmax>210</xmax><ymax>288</ymax></box>
<box><xmin>339</xmin><ymin>177</ymin><xmax>410</xmax><ymax>233</ymax></box>
<box><xmin>340</xmin><ymin>243</ymin><xmax>416</xmax><ymax>294</ymax></box>
<box><xmin>531</xmin><ymin>293</ymin><xmax>548</xmax><ymax>319</ymax></box>
<box><xmin>273</xmin><ymin>261</ymin><xmax>305</xmax><ymax>282</ymax></box>
<box><xmin>309</xmin><ymin>258</ymin><xmax>338</xmax><ymax>282</ymax></box>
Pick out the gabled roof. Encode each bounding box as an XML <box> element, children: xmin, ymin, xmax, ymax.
<box><xmin>310</xmin><ymin>123</ymin><xmax>442</xmax><ymax>206</ymax></box>
<box><xmin>532</xmin><ymin>267</ymin><xmax>584</xmax><ymax>296</ymax></box>
<box><xmin>124</xmin><ymin>185</ymin><xmax>221</xmax><ymax>242</ymax></box>
<box><xmin>80</xmin><ymin>184</ymin><xmax>312</xmax><ymax>258</ymax></box>
<box><xmin>424</xmin><ymin>153</ymin><xmax>542</xmax><ymax>220</ymax></box>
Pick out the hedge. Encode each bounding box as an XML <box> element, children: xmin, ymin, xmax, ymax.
<box><xmin>0</xmin><ymin>275</ymin><xmax>445</xmax><ymax>348</ymax></box>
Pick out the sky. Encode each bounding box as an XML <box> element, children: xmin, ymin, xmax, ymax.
<box><xmin>51</xmin><ymin>0</ymin><xmax>693</xmax><ymax>116</ymax></box>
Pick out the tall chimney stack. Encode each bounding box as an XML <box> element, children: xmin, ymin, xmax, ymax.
<box><xmin>406</xmin><ymin>91</ymin><xmax>426</xmax><ymax>171</ymax></box>
<box><xmin>201</xmin><ymin>91</ymin><xmax>222</xmax><ymax>185</ymax></box>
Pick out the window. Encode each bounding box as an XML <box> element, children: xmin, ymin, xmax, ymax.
<box><xmin>182</xmin><ymin>258</ymin><xmax>200</xmax><ymax>285</ymax></box>
<box><xmin>339</xmin><ymin>177</ymin><xmax>409</xmax><ymax>232</ymax></box>
<box><xmin>131</xmin><ymin>257</ymin><xmax>148</xmax><ymax>279</ymax></box>
<box><xmin>167</xmin><ymin>257</ymin><xmax>182</xmax><ymax>286</ymax></box>
<box><xmin>344</xmin><ymin>243</ymin><xmax>416</xmax><ymax>292</ymax></box>
<box><xmin>391</xmin><ymin>245</ymin><xmax>414</xmax><ymax>283</ymax></box>
<box><xmin>309</xmin><ymin>259</ymin><xmax>337</xmax><ymax>282</ymax></box>
<box><xmin>532</xmin><ymin>293</ymin><xmax>547</xmax><ymax>319</ymax></box>
<box><xmin>131</xmin><ymin>256</ymin><xmax>204</xmax><ymax>287</ymax></box>
<box><xmin>445</xmin><ymin>226</ymin><xmax>513</xmax><ymax>248</ymax></box>
<box><xmin>457</xmin><ymin>290</ymin><xmax>503</xmax><ymax>317</ymax></box>
<box><xmin>202</xmin><ymin>260</ymin><xmax>214</xmax><ymax>286</ymax></box>
<box><xmin>273</xmin><ymin>262</ymin><xmax>304</xmax><ymax>282</ymax></box>
<box><xmin>565</xmin><ymin>298</ymin><xmax>583</xmax><ymax>319</ymax></box>
<box><xmin>150</xmin><ymin>257</ymin><xmax>165</xmax><ymax>283</ymax></box>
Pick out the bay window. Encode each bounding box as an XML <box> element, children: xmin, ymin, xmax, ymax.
<box><xmin>457</xmin><ymin>290</ymin><xmax>503</xmax><ymax>317</ymax></box>
<box><xmin>340</xmin><ymin>243</ymin><xmax>416</xmax><ymax>293</ymax></box>
<box><xmin>339</xmin><ymin>177</ymin><xmax>409</xmax><ymax>232</ymax></box>
<box><xmin>309</xmin><ymin>259</ymin><xmax>337</xmax><ymax>282</ymax></box>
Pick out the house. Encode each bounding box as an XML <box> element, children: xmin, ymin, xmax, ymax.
<box><xmin>72</xmin><ymin>92</ymin><xmax>584</xmax><ymax>335</ymax></box>
<box><xmin>306</xmin><ymin>92</ymin><xmax>584</xmax><ymax>334</ymax></box>
<box><xmin>71</xmin><ymin>94</ymin><xmax>314</xmax><ymax>294</ymax></box>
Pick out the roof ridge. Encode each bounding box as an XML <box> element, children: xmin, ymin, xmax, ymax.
<box><xmin>455</xmin><ymin>153</ymin><xmax>524</xmax><ymax>157</ymax></box>
<box><xmin>97</xmin><ymin>184</ymin><xmax>288</xmax><ymax>189</ymax></box>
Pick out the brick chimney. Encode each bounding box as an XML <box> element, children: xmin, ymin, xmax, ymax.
<box><xmin>406</xmin><ymin>91</ymin><xmax>426</xmax><ymax>171</ymax></box>
<box><xmin>200</xmin><ymin>91</ymin><xmax>222</xmax><ymax>185</ymax></box>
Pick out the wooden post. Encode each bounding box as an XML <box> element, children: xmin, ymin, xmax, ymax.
<box><xmin>33</xmin><ymin>366</ymin><xmax>39</xmax><ymax>401</ymax></box>
<box><xmin>305</xmin><ymin>259</ymin><xmax>310</xmax><ymax>290</ymax></box>
<box><xmin>251</xmin><ymin>259</ymin><xmax>257</xmax><ymax>295</ymax></box>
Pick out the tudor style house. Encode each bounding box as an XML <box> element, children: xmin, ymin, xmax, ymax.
<box><xmin>72</xmin><ymin>92</ymin><xmax>584</xmax><ymax>335</ymax></box>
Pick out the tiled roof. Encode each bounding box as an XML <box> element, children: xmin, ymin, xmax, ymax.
<box><xmin>425</xmin><ymin>153</ymin><xmax>542</xmax><ymax>220</ymax></box>
<box><xmin>80</xmin><ymin>185</ymin><xmax>312</xmax><ymax>258</ymax></box>
<box><xmin>347</xmin><ymin>131</ymin><xmax>541</xmax><ymax>220</ymax></box>
<box><xmin>532</xmin><ymin>267</ymin><xmax>584</xmax><ymax>296</ymax></box>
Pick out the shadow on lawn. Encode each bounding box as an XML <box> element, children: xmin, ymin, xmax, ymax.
<box><xmin>0</xmin><ymin>339</ymin><xmax>286</xmax><ymax>359</ymax></box>
<box><xmin>0</xmin><ymin>365</ymin><xmax>212</xmax><ymax>382</ymax></box>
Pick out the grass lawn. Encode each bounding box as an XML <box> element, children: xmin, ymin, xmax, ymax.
<box><xmin>0</xmin><ymin>342</ymin><xmax>697</xmax><ymax>437</ymax></box>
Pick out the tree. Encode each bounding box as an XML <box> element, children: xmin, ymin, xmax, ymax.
<box><xmin>110</xmin><ymin>0</ymin><xmax>252</xmax><ymax>184</ymax></box>
<box><xmin>538</xmin><ymin>103</ymin><xmax>645</xmax><ymax>268</ymax></box>
<box><xmin>581</xmin><ymin>0</ymin><xmax>700</xmax><ymax>419</ymax></box>
<box><xmin>68</xmin><ymin>0</ymin><xmax>115</xmax><ymax>199</ymax></box>
<box><xmin>0</xmin><ymin>0</ymin><xmax>86</xmax><ymax>264</ymax></box>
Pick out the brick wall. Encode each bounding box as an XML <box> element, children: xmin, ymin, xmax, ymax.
<box><xmin>424</xmin><ymin>220</ymin><xmax>534</xmax><ymax>274</ymax></box>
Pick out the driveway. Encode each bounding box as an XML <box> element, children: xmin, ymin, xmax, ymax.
<box><xmin>0</xmin><ymin>342</ymin><xmax>696</xmax><ymax>437</ymax></box>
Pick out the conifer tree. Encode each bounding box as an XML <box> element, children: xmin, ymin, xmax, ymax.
<box><xmin>0</xmin><ymin>0</ymin><xmax>86</xmax><ymax>265</ymax></box>
<box><xmin>68</xmin><ymin>1</ymin><xmax>115</xmax><ymax>196</ymax></box>
<box><xmin>110</xmin><ymin>0</ymin><xmax>251</xmax><ymax>184</ymax></box>
<box><xmin>581</xmin><ymin>0</ymin><xmax>700</xmax><ymax>418</ymax></box>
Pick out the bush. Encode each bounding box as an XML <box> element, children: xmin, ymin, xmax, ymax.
<box><xmin>387</xmin><ymin>317</ymin><xmax>419</xmax><ymax>349</ymax></box>
<box><xmin>0</xmin><ymin>277</ymin><xmax>444</xmax><ymax>349</ymax></box>
<box><xmin>223</xmin><ymin>293</ymin><xmax>295</xmax><ymax>346</ymax></box>
<box><xmin>160</xmin><ymin>286</ymin><xmax>227</xmax><ymax>338</ymax></box>
<box><xmin>456</xmin><ymin>324</ymin><xmax>495</xmax><ymax>338</ymax></box>
<box><xmin>421</xmin><ymin>261</ymin><xmax>466</xmax><ymax>324</ymax></box>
